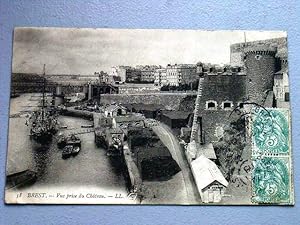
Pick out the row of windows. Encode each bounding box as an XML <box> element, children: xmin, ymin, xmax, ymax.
<box><xmin>205</xmin><ymin>100</ymin><xmax>244</xmax><ymax>110</ymax></box>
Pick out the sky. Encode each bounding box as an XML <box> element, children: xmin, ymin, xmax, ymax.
<box><xmin>12</xmin><ymin>27</ymin><xmax>286</xmax><ymax>75</ymax></box>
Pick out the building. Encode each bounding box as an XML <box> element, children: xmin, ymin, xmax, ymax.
<box><xmin>112</xmin><ymin>114</ymin><xmax>145</xmax><ymax>130</ymax></box>
<box><xmin>104</xmin><ymin>104</ymin><xmax>127</xmax><ymax>117</ymax></box>
<box><xmin>165</xmin><ymin>64</ymin><xmax>198</xmax><ymax>86</ymax></box>
<box><xmin>118</xmin><ymin>83</ymin><xmax>160</xmax><ymax>94</ymax></box>
<box><xmin>273</xmin><ymin>56</ymin><xmax>289</xmax><ymax>108</ymax></box>
<box><xmin>11</xmin><ymin>73</ymin><xmax>53</xmax><ymax>93</ymax></box>
<box><xmin>130</xmin><ymin>103</ymin><xmax>165</xmax><ymax>119</ymax></box>
<box><xmin>140</xmin><ymin>65</ymin><xmax>157</xmax><ymax>83</ymax></box>
<box><xmin>244</xmin><ymin>46</ymin><xmax>278</xmax><ymax>104</ymax></box>
<box><xmin>186</xmin><ymin>141</ymin><xmax>216</xmax><ymax>162</ymax></box>
<box><xmin>273</xmin><ymin>68</ymin><xmax>289</xmax><ymax>108</ymax></box>
<box><xmin>191</xmin><ymin>155</ymin><xmax>228</xmax><ymax>203</ymax></box>
<box><xmin>160</xmin><ymin>111</ymin><xmax>191</xmax><ymax>129</ymax></box>
<box><xmin>125</xmin><ymin>68</ymin><xmax>141</xmax><ymax>83</ymax></box>
<box><xmin>230</xmin><ymin>37</ymin><xmax>287</xmax><ymax>67</ymax></box>
<box><xmin>154</xmin><ymin>68</ymin><xmax>167</xmax><ymax>86</ymax></box>
<box><xmin>110</xmin><ymin>66</ymin><xmax>129</xmax><ymax>84</ymax></box>
<box><xmin>229</xmin><ymin>37</ymin><xmax>289</xmax><ymax>106</ymax></box>
<box><xmin>111</xmin><ymin>66</ymin><xmax>142</xmax><ymax>83</ymax></box>
<box><xmin>94</xmin><ymin>71</ymin><xmax>109</xmax><ymax>83</ymax></box>
<box><xmin>127</xmin><ymin>128</ymin><xmax>180</xmax><ymax>181</ymax></box>
<box><xmin>183</xmin><ymin>44</ymin><xmax>288</xmax><ymax>143</ymax></box>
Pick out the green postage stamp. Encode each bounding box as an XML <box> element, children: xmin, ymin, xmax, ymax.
<box><xmin>251</xmin><ymin>107</ymin><xmax>294</xmax><ymax>204</ymax></box>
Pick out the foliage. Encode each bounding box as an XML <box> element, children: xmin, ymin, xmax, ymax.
<box><xmin>214</xmin><ymin>117</ymin><xmax>247</xmax><ymax>180</ymax></box>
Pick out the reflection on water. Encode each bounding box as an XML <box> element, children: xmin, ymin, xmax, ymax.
<box><xmin>32</xmin><ymin>144</ymin><xmax>50</xmax><ymax>179</ymax></box>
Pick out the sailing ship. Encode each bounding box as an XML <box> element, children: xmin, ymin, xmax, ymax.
<box><xmin>28</xmin><ymin>64</ymin><xmax>58</xmax><ymax>143</ymax></box>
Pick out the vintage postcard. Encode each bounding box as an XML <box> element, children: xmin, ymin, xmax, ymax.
<box><xmin>5</xmin><ymin>27</ymin><xmax>294</xmax><ymax>205</ymax></box>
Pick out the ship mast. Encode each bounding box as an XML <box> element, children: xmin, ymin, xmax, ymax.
<box><xmin>41</xmin><ymin>64</ymin><xmax>46</xmax><ymax>122</ymax></box>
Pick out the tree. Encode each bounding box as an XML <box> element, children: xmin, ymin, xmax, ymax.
<box><xmin>214</xmin><ymin>117</ymin><xmax>247</xmax><ymax>180</ymax></box>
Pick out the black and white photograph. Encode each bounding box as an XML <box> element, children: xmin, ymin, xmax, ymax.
<box><xmin>5</xmin><ymin>27</ymin><xmax>293</xmax><ymax>205</ymax></box>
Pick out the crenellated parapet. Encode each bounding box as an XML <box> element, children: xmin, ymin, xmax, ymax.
<box><xmin>244</xmin><ymin>46</ymin><xmax>277</xmax><ymax>56</ymax></box>
<box><xmin>200</xmin><ymin>64</ymin><xmax>246</xmax><ymax>76</ymax></box>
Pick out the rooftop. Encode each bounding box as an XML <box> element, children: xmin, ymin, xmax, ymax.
<box><xmin>130</xmin><ymin>103</ymin><xmax>165</xmax><ymax>111</ymax></box>
<box><xmin>187</xmin><ymin>141</ymin><xmax>217</xmax><ymax>160</ymax></box>
<box><xmin>161</xmin><ymin>110</ymin><xmax>191</xmax><ymax>120</ymax></box>
<box><xmin>191</xmin><ymin>155</ymin><xmax>228</xmax><ymax>190</ymax></box>
<box><xmin>105</xmin><ymin>104</ymin><xmax>127</xmax><ymax>112</ymax></box>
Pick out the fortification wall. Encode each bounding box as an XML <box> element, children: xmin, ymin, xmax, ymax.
<box><xmin>230</xmin><ymin>37</ymin><xmax>287</xmax><ymax>66</ymax></box>
<box><xmin>200</xmin><ymin>110</ymin><xmax>241</xmax><ymax>143</ymax></box>
<box><xmin>101</xmin><ymin>93</ymin><xmax>196</xmax><ymax>110</ymax></box>
<box><xmin>200</xmin><ymin>74</ymin><xmax>247</xmax><ymax>109</ymax></box>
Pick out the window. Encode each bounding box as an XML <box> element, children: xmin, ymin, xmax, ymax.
<box><xmin>206</xmin><ymin>100</ymin><xmax>217</xmax><ymax>110</ymax></box>
<box><xmin>285</xmin><ymin>92</ymin><xmax>290</xmax><ymax>102</ymax></box>
<box><xmin>222</xmin><ymin>101</ymin><xmax>233</xmax><ymax>110</ymax></box>
<box><xmin>255</xmin><ymin>55</ymin><xmax>262</xmax><ymax>60</ymax></box>
<box><xmin>117</xmin><ymin>108</ymin><xmax>123</xmax><ymax>116</ymax></box>
<box><xmin>238</xmin><ymin>102</ymin><xmax>244</xmax><ymax>109</ymax></box>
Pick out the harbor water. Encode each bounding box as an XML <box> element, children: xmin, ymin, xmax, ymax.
<box><xmin>6</xmin><ymin>94</ymin><xmax>127</xmax><ymax>195</ymax></box>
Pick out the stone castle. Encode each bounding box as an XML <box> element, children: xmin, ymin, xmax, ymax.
<box><xmin>193</xmin><ymin>37</ymin><xmax>289</xmax><ymax>144</ymax></box>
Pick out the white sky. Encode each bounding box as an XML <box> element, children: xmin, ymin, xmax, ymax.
<box><xmin>12</xmin><ymin>27</ymin><xmax>286</xmax><ymax>75</ymax></box>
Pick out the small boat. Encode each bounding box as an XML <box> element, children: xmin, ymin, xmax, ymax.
<box><xmin>81</xmin><ymin>124</ymin><xmax>93</xmax><ymax>128</ymax></box>
<box><xmin>57</xmin><ymin>134</ymin><xmax>67</xmax><ymax>149</ymax></box>
<box><xmin>67</xmin><ymin>134</ymin><xmax>81</xmax><ymax>147</ymax></box>
<box><xmin>62</xmin><ymin>145</ymin><xmax>73</xmax><ymax>159</ymax></box>
<box><xmin>6</xmin><ymin>169</ymin><xmax>37</xmax><ymax>189</ymax></box>
<box><xmin>57</xmin><ymin>134</ymin><xmax>81</xmax><ymax>149</ymax></box>
<box><xmin>72</xmin><ymin>146</ymin><xmax>81</xmax><ymax>155</ymax></box>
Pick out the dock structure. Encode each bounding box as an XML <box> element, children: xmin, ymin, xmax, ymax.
<box><xmin>93</xmin><ymin>112</ymin><xmax>102</xmax><ymax>128</ymax></box>
<box><xmin>92</xmin><ymin>110</ymin><xmax>143</xmax><ymax>198</ymax></box>
<box><xmin>122</xmin><ymin>143</ymin><xmax>143</xmax><ymax>197</ymax></box>
<box><xmin>62</xmin><ymin>107</ymin><xmax>94</xmax><ymax>119</ymax></box>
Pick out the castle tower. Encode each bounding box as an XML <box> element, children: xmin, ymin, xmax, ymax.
<box><xmin>244</xmin><ymin>46</ymin><xmax>277</xmax><ymax>104</ymax></box>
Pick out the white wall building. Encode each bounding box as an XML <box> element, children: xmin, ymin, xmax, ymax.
<box><xmin>273</xmin><ymin>66</ymin><xmax>289</xmax><ymax>108</ymax></box>
<box><xmin>191</xmin><ymin>155</ymin><xmax>228</xmax><ymax>203</ymax></box>
<box><xmin>154</xmin><ymin>68</ymin><xmax>167</xmax><ymax>86</ymax></box>
<box><xmin>165</xmin><ymin>64</ymin><xmax>198</xmax><ymax>86</ymax></box>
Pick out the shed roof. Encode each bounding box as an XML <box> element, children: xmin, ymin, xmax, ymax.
<box><xmin>162</xmin><ymin>111</ymin><xmax>191</xmax><ymax>120</ymax></box>
<box><xmin>187</xmin><ymin>141</ymin><xmax>217</xmax><ymax>160</ymax></box>
<box><xmin>197</xmin><ymin>142</ymin><xmax>217</xmax><ymax>160</ymax></box>
<box><xmin>191</xmin><ymin>155</ymin><xmax>228</xmax><ymax>190</ymax></box>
